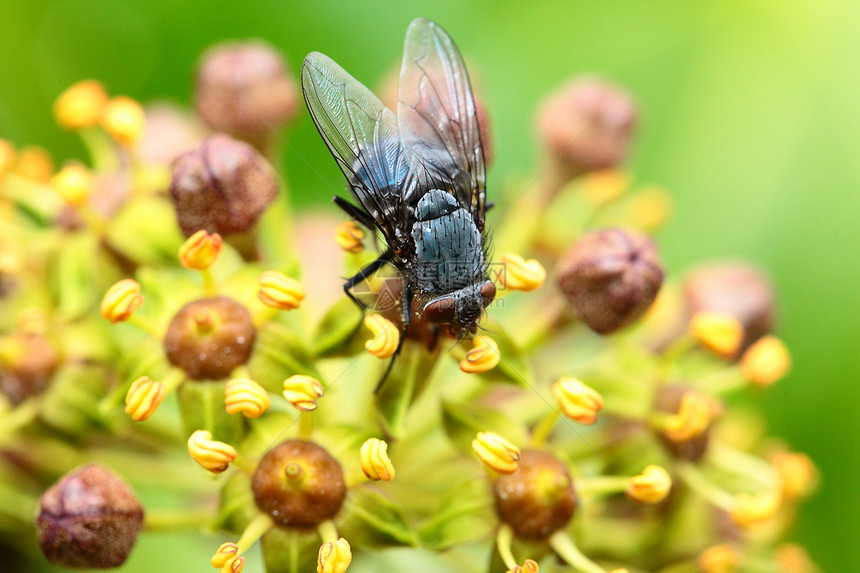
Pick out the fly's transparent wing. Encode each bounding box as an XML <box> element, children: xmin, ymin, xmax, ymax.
<box><xmin>397</xmin><ymin>18</ymin><xmax>487</xmax><ymax>230</ymax></box>
<box><xmin>302</xmin><ymin>51</ymin><xmax>415</xmax><ymax>244</ymax></box>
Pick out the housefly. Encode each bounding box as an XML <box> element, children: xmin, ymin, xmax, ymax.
<box><xmin>301</xmin><ymin>18</ymin><xmax>494</xmax><ymax>376</ymax></box>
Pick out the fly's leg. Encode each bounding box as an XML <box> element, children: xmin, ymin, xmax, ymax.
<box><xmin>333</xmin><ymin>196</ymin><xmax>376</xmax><ymax>229</ymax></box>
<box><xmin>374</xmin><ymin>281</ymin><xmax>412</xmax><ymax>393</ymax></box>
<box><xmin>343</xmin><ymin>249</ymin><xmax>393</xmax><ymax>310</ymax></box>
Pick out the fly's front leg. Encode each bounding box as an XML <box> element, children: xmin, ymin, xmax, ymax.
<box><xmin>374</xmin><ymin>281</ymin><xmax>412</xmax><ymax>393</ymax></box>
<box><xmin>343</xmin><ymin>249</ymin><xmax>393</xmax><ymax>310</ymax></box>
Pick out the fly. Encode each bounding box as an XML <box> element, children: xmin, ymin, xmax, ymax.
<box><xmin>301</xmin><ymin>18</ymin><xmax>494</xmax><ymax>382</ymax></box>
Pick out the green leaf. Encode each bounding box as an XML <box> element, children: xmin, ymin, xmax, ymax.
<box><xmin>249</xmin><ymin>321</ymin><xmax>322</xmax><ymax>393</ymax></box>
<box><xmin>418</xmin><ymin>478</ymin><xmax>494</xmax><ymax>550</ymax></box>
<box><xmin>374</xmin><ymin>342</ymin><xmax>440</xmax><ymax>439</ymax></box>
<box><xmin>441</xmin><ymin>399</ymin><xmax>528</xmax><ymax>458</ymax></box>
<box><xmin>177</xmin><ymin>380</ymin><xmax>242</xmax><ymax>443</ymax></box>
<box><xmin>338</xmin><ymin>485</ymin><xmax>416</xmax><ymax>548</ymax></box>
<box><xmin>259</xmin><ymin>526</ymin><xmax>319</xmax><ymax>573</ymax></box>
<box><xmin>312</xmin><ymin>297</ymin><xmax>365</xmax><ymax>357</ymax></box>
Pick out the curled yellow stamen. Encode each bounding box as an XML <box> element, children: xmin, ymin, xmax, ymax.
<box><xmin>124</xmin><ymin>376</ymin><xmax>166</xmax><ymax>421</ymax></box>
<box><xmin>741</xmin><ymin>335</ymin><xmax>791</xmax><ymax>387</ymax></box>
<box><xmin>472</xmin><ymin>431</ymin><xmax>520</xmax><ymax>474</ymax></box>
<box><xmin>282</xmin><ymin>375</ymin><xmax>325</xmax><ymax>412</ymax></box>
<box><xmin>53</xmin><ymin>79</ymin><xmax>108</xmax><ymax>130</ymax></box>
<box><xmin>101</xmin><ymin>96</ymin><xmax>145</xmax><ymax>146</ymax></box>
<box><xmin>626</xmin><ymin>465</ymin><xmax>672</xmax><ymax>504</ymax></box>
<box><xmin>364</xmin><ymin>314</ymin><xmax>399</xmax><ymax>359</ymax></box>
<box><xmin>663</xmin><ymin>391</ymin><xmax>713</xmax><ymax>442</ymax></box>
<box><xmin>179</xmin><ymin>230</ymin><xmax>223</xmax><ymax>270</ymax></box>
<box><xmin>317</xmin><ymin>537</ymin><xmax>351</xmax><ymax>573</ymax></box>
<box><xmin>187</xmin><ymin>430</ymin><xmax>237</xmax><ymax>474</ymax></box>
<box><xmin>258</xmin><ymin>271</ymin><xmax>305</xmax><ymax>310</ymax></box>
<box><xmin>552</xmin><ymin>377</ymin><xmax>603</xmax><ymax>424</ymax></box>
<box><xmin>224</xmin><ymin>378</ymin><xmax>270</xmax><ymax>418</ymax></box>
<box><xmin>50</xmin><ymin>163</ymin><xmax>93</xmax><ymax>207</ymax></box>
<box><xmin>730</xmin><ymin>490</ymin><xmax>781</xmax><ymax>527</ymax></box>
<box><xmin>498</xmin><ymin>253</ymin><xmax>546</xmax><ymax>292</ymax></box>
<box><xmin>334</xmin><ymin>221</ymin><xmax>366</xmax><ymax>253</ymax></box>
<box><xmin>360</xmin><ymin>438</ymin><xmax>395</xmax><ymax>481</ymax></box>
<box><xmin>211</xmin><ymin>542</ymin><xmax>239</xmax><ymax>568</ymax></box>
<box><xmin>459</xmin><ymin>335</ymin><xmax>500</xmax><ymax>374</ymax></box>
<box><xmin>100</xmin><ymin>279</ymin><xmax>144</xmax><ymax>323</ymax></box>
<box><xmin>690</xmin><ymin>311</ymin><xmax>743</xmax><ymax>358</ymax></box>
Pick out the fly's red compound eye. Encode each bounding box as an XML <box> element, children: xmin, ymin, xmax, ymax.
<box><xmin>423</xmin><ymin>297</ymin><xmax>456</xmax><ymax>324</ymax></box>
<box><xmin>480</xmin><ymin>281</ymin><xmax>496</xmax><ymax>307</ymax></box>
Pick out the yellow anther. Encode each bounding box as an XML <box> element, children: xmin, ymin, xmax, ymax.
<box><xmin>628</xmin><ymin>184</ymin><xmax>673</xmax><ymax>231</ymax></box>
<box><xmin>124</xmin><ymin>376</ymin><xmax>166</xmax><ymax>421</ymax></box>
<box><xmin>221</xmin><ymin>556</ymin><xmax>245</xmax><ymax>573</ymax></box>
<box><xmin>101</xmin><ymin>96</ymin><xmax>145</xmax><ymax>146</ymax></box>
<box><xmin>730</xmin><ymin>490</ymin><xmax>781</xmax><ymax>527</ymax></box>
<box><xmin>50</xmin><ymin>163</ymin><xmax>93</xmax><ymax>207</ymax></box>
<box><xmin>741</xmin><ymin>335</ymin><xmax>791</xmax><ymax>387</ymax></box>
<box><xmin>282</xmin><ymin>374</ymin><xmax>325</xmax><ymax>412</ymax></box>
<box><xmin>581</xmin><ymin>168</ymin><xmax>630</xmax><ymax>204</ymax></box>
<box><xmin>663</xmin><ymin>390</ymin><xmax>713</xmax><ymax>442</ymax></box>
<box><xmin>187</xmin><ymin>430</ymin><xmax>237</xmax><ymax>474</ymax></box>
<box><xmin>179</xmin><ymin>230</ymin><xmax>223</xmax><ymax>270</ymax></box>
<box><xmin>360</xmin><ymin>438</ymin><xmax>395</xmax><ymax>481</ymax></box>
<box><xmin>211</xmin><ymin>542</ymin><xmax>239</xmax><ymax>568</ymax></box>
<box><xmin>257</xmin><ymin>270</ymin><xmax>305</xmax><ymax>310</ymax></box>
<box><xmin>471</xmin><ymin>431</ymin><xmax>521</xmax><ymax>474</ymax></box>
<box><xmin>771</xmin><ymin>450</ymin><xmax>817</xmax><ymax>501</ymax></box>
<box><xmin>506</xmin><ymin>559</ymin><xmax>539</xmax><ymax>573</ymax></box>
<box><xmin>224</xmin><ymin>378</ymin><xmax>270</xmax><ymax>418</ymax></box>
<box><xmin>14</xmin><ymin>146</ymin><xmax>54</xmax><ymax>183</ymax></box>
<box><xmin>459</xmin><ymin>335</ymin><xmax>500</xmax><ymax>374</ymax></box>
<box><xmin>334</xmin><ymin>221</ymin><xmax>366</xmax><ymax>253</ymax></box>
<box><xmin>317</xmin><ymin>537</ymin><xmax>351</xmax><ymax>573</ymax></box>
<box><xmin>498</xmin><ymin>252</ymin><xmax>546</xmax><ymax>292</ymax></box>
<box><xmin>626</xmin><ymin>465</ymin><xmax>672</xmax><ymax>504</ymax></box>
<box><xmin>690</xmin><ymin>311</ymin><xmax>743</xmax><ymax>358</ymax></box>
<box><xmin>775</xmin><ymin>543</ymin><xmax>816</xmax><ymax>573</ymax></box>
<box><xmin>100</xmin><ymin>279</ymin><xmax>144</xmax><ymax>323</ymax></box>
<box><xmin>552</xmin><ymin>377</ymin><xmax>604</xmax><ymax>424</ymax></box>
<box><xmin>0</xmin><ymin>139</ymin><xmax>16</xmax><ymax>181</ymax></box>
<box><xmin>53</xmin><ymin>80</ymin><xmax>108</xmax><ymax>130</ymax></box>
<box><xmin>364</xmin><ymin>314</ymin><xmax>399</xmax><ymax>359</ymax></box>
<box><xmin>699</xmin><ymin>544</ymin><xmax>740</xmax><ymax>573</ymax></box>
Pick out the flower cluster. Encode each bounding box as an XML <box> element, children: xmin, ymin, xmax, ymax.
<box><xmin>0</xmin><ymin>35</ymin><xmax>817</xmax><ymax>573</ymax></box>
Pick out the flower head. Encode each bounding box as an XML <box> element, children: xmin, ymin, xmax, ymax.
<box><xmin>459</xmin><ymin>335</ymin><xmax>500</xmax><ymax>374</ymax></box>
<box><xmin>360</xmin><ymin>438</ymin><xmax>395</xmax><ymax>481</ymax></box>
<box><xmin>282</xmin><ymin>374</ymin><xmax>324</xmax><ymax>411</ymax></box>
<box><xmin>552</xmin><ymin>377</ymin><xmax>603</xmax><ymax>424</ymax></box>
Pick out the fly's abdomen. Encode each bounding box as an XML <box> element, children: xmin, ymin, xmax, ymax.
<box><xmin>411</xmin><ymin>190</ymin><xmax>484</xmax><ymax>293</ymax></box>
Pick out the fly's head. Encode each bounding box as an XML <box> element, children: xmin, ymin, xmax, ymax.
<box><xmin>422</xmin><ymin>280</ymin><xmax>496</xmax><ymax>337</ymax></box>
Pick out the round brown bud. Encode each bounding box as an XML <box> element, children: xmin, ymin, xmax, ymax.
<box><xmin>170</xmin><ymin>134</ymin><xmax>278</xmax><ymax>237</ymax></box>
<box><xmin>557</xmin><ymin>228</ymin><xmax>664</xmax><ymax>334</ymax></box>
<box><xmin>536</xmin><ymin>77</ymin><xmax>637</xmax><ymax>174</ymax></box>
<box><xmin>684</xmin><ymin>262</ymin><xmax>775</xmax><ymax>353</ymax></box>
<box><xmin>164</xmin><ymin>296</ymin><xmax>256</xmax><ymax>380</ymax></box>
<box><xmin>195</xmin><ymin>40</ymin><xmax>299</xmax><ymax>143</ymax></box>
<box><xmin>252</xmin><ymin>440</ymin><xmax>346</xmax><ymax>528</ymax></box>
<box><xmin>492</xmin><ymin>449</ymin><xmax>577</xmax><ymax>539</ymax></box>
<box><xmin>654</xmin><ymin>384</ymin><xmax>710</xmax><ymax>462</ymax></box>
<box><xmin>0</xmin><ymin>333</ymin><xmax>60</xmax><ymax>405</ymax></box>
<box><xmin>36</xmin><ymin>464</ymin><xmax>144</xmax><ymax>568</ymax></box>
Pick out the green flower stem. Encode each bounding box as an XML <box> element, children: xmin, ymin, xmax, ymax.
<box><xmin>298</xmin><ymin>411</ymin><xmax>314</xmax><ymax>440</ymax></box>
<box><xmin>317</xmin><ymin>519</ymin><xmax>339</xmax><ymax>544</ymax></box>
<box><xmin>677</xmin><ymin>462</ymin><xmax>735</xmax><ymax>511</ymax></box>
<box><xmin>163</xmin><ymin>367</ymin><xmax>187</xmax><ymax>393</ymax></box>
<box><xmin>496</xmin><ymin>523</ymin><xmax>517</xmax><ymax>570</ymax></box>
<box><xmin>548</xmin><ymin>530</ymin><xmax>606</xmax><ymax>573</ymax></box>
<box><xmin>200</xmin><ymin>267</ymin><xmax>218</xmax><ymax>297</ymax></box>
<box><xmin>530</xmin><ymin>410</ymin><xmax>560</xmax><ymax>448</ymax></box>
<box><xmin>0</xmin><ymin>398</ymin><xmax>40</xmax><ymax>439</ymax></box>
<box><xmin>0</xmin><ymin>481</ymin><xmax>37</xmax><ymax>523</ymax></box>
<box><xmin>252</xmin><ymin>305</ymin><xmax>278</xmax><ymax>328</ymax></box>
<box><xmin>658</xmin><ymin>335</ymin><xmax>696</xmax><ymax>382</ymax></box>
<box><xmin>144</xmin><ymin>506</ymin><xmax>214</xmax><ymax>531</ymax></box>
<box><xmin>78</xmin><ymin>126</ymin><xmax>117</xmax><ymax>172</ymax></box>
<box><xmin>698</xmin><ymin>365</ymin><xmax>746</xmax><ymax>395</ymax></box>
<box><xmin>231</xmin><ymin>454</ymin><xmax>257</xmax><ymax>476</ymax></box>
<box><xmin>126</xmin><ymin>313</ymin><xmax>164</xmax><ymax>338</ymax></box>
<box><xmin>236</xmin><ymin>512</ymin><xmax>274</xmax><ymax>554</ymax></box>
<box><xmin>577</xmin><ymin>475</ymin><xmax>630</xmax><ymax>498</ymax></box>
<box><xmin>519</xmin><ymin>292</ymin><xmax>568</xmax><ymax>353</ymax></box>
<box><xmin>601</xmin><ymin>398</ymin><xmax>648</xmax><ymax>420</ymax></box>
<box><xmin>711</xmin><ymin>443</ymin><xmax>778</xmax><ymax>490</ymax></box>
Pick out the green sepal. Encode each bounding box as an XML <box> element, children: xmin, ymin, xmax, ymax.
<box><xmin>374</xmin><ymin>341</ymin><xmax>440</xmax><ymax>439</ymax></box>
<box><xmin>441</xmin><ymin>399</ymin><xmax>528</xmax><ymax>458</ymax></box>
<box><xmin>249</xmin><ymin>321</ymin><xmax>322</xmax><ymax>393</ymax></box>
<box><xmin>312</xmin><ymin>297</ymin><xmax>364</xmax><ymax>358</ymax></box>
<box><xmin>338</xmin><ymin>485</ymin><xmax>416</xmax><ymax>549</ymax></box>
<box><xmin>177</xmin><ymin>380</ymin><xmax>242</xmax><ymax>443</ymax></box>
<box><xmin>418</xmin><ymin>477</ymin><xmax>494</xmax><ymax>550</ymax></box>
<box><xmin>259</xmin><ymin>525</ymin><xmax>319</xmax><ymax>573</ymax></box>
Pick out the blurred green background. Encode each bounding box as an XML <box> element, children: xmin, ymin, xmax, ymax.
<box><xmin>2</xmin><ymin>0</ymin><xmax>857</xmax><ymax>571</ymax></box>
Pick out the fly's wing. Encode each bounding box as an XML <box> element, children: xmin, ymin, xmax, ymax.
<box><xmin>302</xmin><ymin>52</ymin><xmax>414</xmax><ymax>245</ymax></box>
<box><xmin>397</xmin><ymin>18</ymin><xmax>487</xmax><ymax>231</ymax></box>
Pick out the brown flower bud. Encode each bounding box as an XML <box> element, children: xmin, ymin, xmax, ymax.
<box><xmin>36</xmin><ymin>464</ymin><xmax>144</xmax><ymax>568</ymax></box>
<box><xmin>492</xmin><ymin>449</ymin><xmax>577</xmax><ymax>539</ymax></box>
<box><xmin>170</xmin><ymin>134</ymin><xmax>278</xmax><ymax>237</ymax></box>
<box><xmin>252</xmin><ymin>440</ymin><xmax>346</xmax><ymax>527</ymax></box>
<box><xmin>536</xmin><ymin>77</ymin><xmax>636</xmax><ymax>174</ymax></box>
<box><xmin>0</xmin><ymin>333</ymin><xmax>60</xmax><ymax>405</ymax></box>
<box><xmin>164</xmin><ymin>296</ymin><xmax>256</xmax><ymax>380</ymax></box>
<box><xmin>195</xmin><ymin>41</ymin><xmax>298</xmax><ymax>144</ymax></box>
<box><xmin>654</xmin><ymin>384</ymin><xmax>710</xmax><ymax>462</ymax></box>
<box><xmin>557</xmin><ymin>228</ymin><xmax>664</xmax><ymax>334</ymax></box>
<box><xmin>684</xmin><ymin>262</ymin><xmax>775</xmax><ymax>353</ymax></box>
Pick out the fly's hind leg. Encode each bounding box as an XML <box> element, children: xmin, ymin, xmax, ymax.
<box><xmin>342</xmin><ymin>249</ymin><xmax>393</xmax><ymax>310</ymax></box>
<box><xmin>374</xmin><ymin>281</ymin><xmax>412</xmax><ymax>393</ymax></box>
